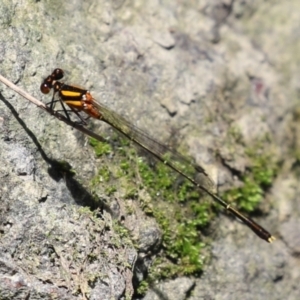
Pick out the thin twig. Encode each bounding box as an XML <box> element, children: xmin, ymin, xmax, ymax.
<box><xmin>0</xmin><ymin>73</ymin><xmax>106</xmax><ymax>142</ymax></box>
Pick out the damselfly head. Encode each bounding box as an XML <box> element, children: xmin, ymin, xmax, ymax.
<box><xmin>52</xmin><ymin>68</ymin><xmax>64</xmax><ymax>80</ymax></box>
<box><xmin>40</xmin><ymin>68</ymin><xmax>64</xmax><ymax>94</ymax></box>
<box><xmin>40</xmin><ymin>79</ymin><xmax>52</xmax><ymax>94</ymax></box>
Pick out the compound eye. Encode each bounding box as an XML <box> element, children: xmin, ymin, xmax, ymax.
<box><xmin>40</xmin><ymin>83</ymin><xmax>51</xmax><ymax>94</ymax></box>
<box><xmin>53</xmin><ymin>68</ymin><xmax>64</xmax><ymax>80</ymax></box>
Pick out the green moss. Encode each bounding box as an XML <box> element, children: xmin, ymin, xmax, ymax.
<box><xmin>86</xmin><ymin>128</ymin><xmax>279</xmax><ymax>289</ymax></box>
<box><xmin>224</xmin><ymin>147</ymin><xmax>277</xmax><ymax>212</ymax></box>
<box><xmin>137</xmin><ymin>158</ymin><xmax>174</xmax><ymax>200</ymax></box>
<box><xmin>77</xmin><ymin>206</ymin><xmax>95</xmax><ymax>215</ymax></box>
<box><xmin>136</xmin><ymin>155</ymin><xmax>212</xmax><ymax>278</ymax></box>
<box><xmin>124</xmin><ymin>187</ymin><xmax>138</xmax><ymax>199</ymax></box>
<box><xmin>105</xmin><ymin>185</ymin><xmax>117</xmax><ymax>196</ymax></box>
<box><xmin>88</xmin><ymin>137</ymin><xmax>213</xmax><ymax>281</ymax></box>
<box><xmin>136</xmin><ymin>281</ymin><xmax>149</xmax><ymax>296</ymax></box>
<box><xmin>89</xmin><ymin>137</ymin><xmax>112</xmax><ymax>156</ymax></box>
<box><xmin>120</xmin><ymin>159</ymin><xmax>131</xmax><ymax>172</ymax></box>
<box><xmin>112</xmin><ymin>220</ymin><xmax>136</xmax><ymax>249</ymax></box>
<box><xmin>91</xmin><ymin>166</ymin><xmax>111</xmax><ymax>186</ymax></box>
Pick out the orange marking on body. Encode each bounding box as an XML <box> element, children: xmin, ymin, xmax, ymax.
<box><xmin>61</xmin><ymin>90</ymin><xmax>82</xmax><ymax>98</ymax></box>
<box><xmin>63</xmin><ymin>100</ymin><xmax>84</xmax><ymax>109</ymax></box>
<box><xmin>83</xmin><ymin>103</ymin><xmax>101</xmax><ymax>119</ymax></box>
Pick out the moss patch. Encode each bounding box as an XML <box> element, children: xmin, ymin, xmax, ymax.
<box><xmin>88</xmin><ymin>136</ymin><xmax>214</xmax><ymax>282</ymax></box>
<box><xmin>223</xmin><ymin>146</ymin><xmax>277</xmax><ymax>212</ymax></box>
<box><xmin>88</xmin><ymin>133</ymin><xmax>278</xmax><ymax>295</ymax></box>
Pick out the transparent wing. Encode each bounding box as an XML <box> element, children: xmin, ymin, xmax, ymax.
<box><xmin>91</xmin><ymin>98</ymin><xmax>216</xmax><ymax>194</ymax></box>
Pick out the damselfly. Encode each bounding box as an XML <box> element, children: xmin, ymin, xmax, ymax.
<box><xmin>40</xmin><ymin>68</ymin><xmax>275</xmax><ymax>243</ymax></box>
